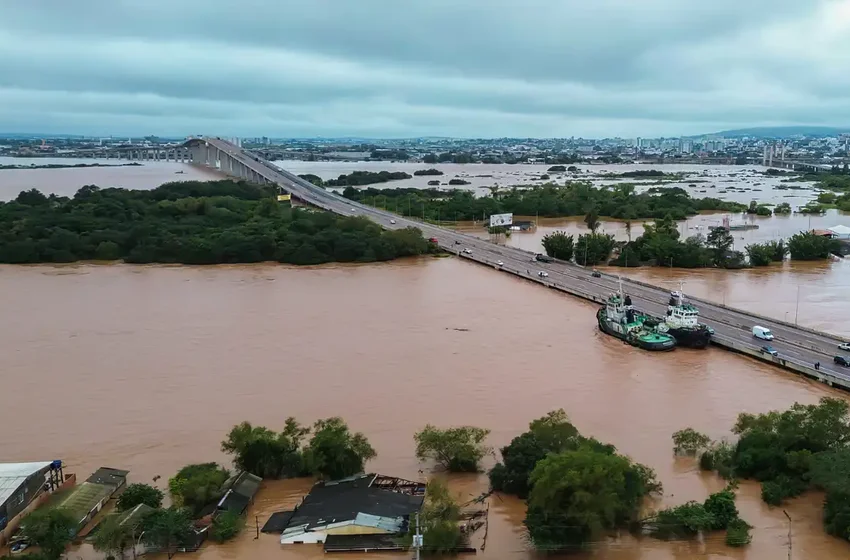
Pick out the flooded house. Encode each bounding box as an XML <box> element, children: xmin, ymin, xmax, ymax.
<box><xmin>277</xmin><ymin>474</ymin><xmax>425</xmax><ymax>549</ymax></box>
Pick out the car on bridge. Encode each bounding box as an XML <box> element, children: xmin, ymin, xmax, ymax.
<box><xmin>538</xmin><ymin>271</ymin><xmax>549</xmax><ymax>278</ymax></box>
<box><xmin>496</xmin><ymin>260</ymin><xmax>504</xmax><ymax>267</ymax></box>
<box><xmin>835</xmin><ymin>356</ymin><xmax>850</xmax><ymax>367</ymax></box>
<box><xmin>761</xmin><ymin>345</ymin><xmax>779</xmax><ymax>357</ymax></box>
<box><xmin>591</xmin><ymin>269</ymin><xmax>601</xmax><ymax>278</ymax></box>
<box><xmin>390</xmin><ymin>219</ymin><xmax>396</xmax><ymax>224</ymax></box>
<box><xmin>840</xmin><ymin>342</ymin><xmax>850</xmax><ymax>351</ymax></box>
<box><xmin>462</xmin><ymin>248</ymin><xmax>472</xmax><ymax>255</ymax></box>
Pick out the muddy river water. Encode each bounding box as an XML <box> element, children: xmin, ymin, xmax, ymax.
<box><xmin>1</xmin><ymin>161</ymin><xmax>849</xmax><ymax>559</ymax></box>
<box><xmin>1</xmin><ymin>258</ymin><xmax>848</xmax><ymax>560</ymax></box>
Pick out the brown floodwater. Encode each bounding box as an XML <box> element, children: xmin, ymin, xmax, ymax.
<box><xmin>1</xmin><ymin>258</ymin><xmax>849</xmax><ymax>560</ymax></box>
<box><xmin>0</xmin><ymin>157</ymin><xmax>221</xmax><ymax>200</ymax></box>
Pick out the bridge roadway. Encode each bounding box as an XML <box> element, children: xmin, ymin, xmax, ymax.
<box><xmin>200</xmin><ymin>138</ymin><xmax>850</xmax><ymax>388</ymax></box>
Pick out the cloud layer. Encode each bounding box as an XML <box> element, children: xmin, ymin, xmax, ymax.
<box><xmin>2</xmin><ymin>0</ymin><xmax>850</xmax><ymax>137</ymax></box>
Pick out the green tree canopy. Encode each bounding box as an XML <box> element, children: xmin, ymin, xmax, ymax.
<box><xmin>116</xmin><ymin>483</ymin><xmax>164</xmax><ymax>512</ymax></box>
<box><xmin>524</xmin><ymin>447</ymin><xmax>661</xmax><ymax>550</ymax></box>
<box><xmin>541</xmin><ymin>231</ymin><xmax>574</xmax><ymax>261</ymax></box>
<box><xmin>92</xmin><ymin>515</ymin><xmax>134</xmax><ymax>560</ymax></box>
<box><xmin>221</xmin><ymin>419</ymin><xmax>309</xmax><ymax>479</ymax></box>
<box><xmin>788</xmin><ymin>231</ymin><xmax>841</xmax><ymax>260</ymax></box>
<box><xmin>672</xmin><ymin>428</ymin><xmax>711</xmax><ymax>456</ymax></box>
<box><xmin>20</xmin><ymin>508</ymin><xmax>76</xmax><ymax>560</ymax></box>
<box><xmin>405</xmin><ymin>479</ymin><xmax>463</xmax><ymax>553</ymax></box>
<box><xmin>0</xmin><ymin>181</ymin><xmax>435</xmax><ymax>265</ymax></box>
<box><xmin>141</xmin><ymin>507</ymin><xmax>195</xmax><ymax>559</ymax></box>
<box><xmin>489</xmin><ymin>409</ymin><xmax>615</xmax><ymax>498</ymax></box>
<box><xmin>209</xmin><ymin>511</ymin><xmax>245</xmax><ymax>543</ymax></box>
<box><xmin>574</xmin><ymin>233</ymin><xmax>615</xmax><ymax>266</ymax></box>
<box><xmin>414</xmin><ymin>425</ymin><xmax>492</xmax><ymax>472</ymax></box>
<box><xmin>302</xmin><ymin>417</ymin><xmax>376</xmax><ymax>480</ymax></box>
<box><xmin>168</xmin><ymin>463</ymin><xmax>229</xmax><ymax>514</ymax></box>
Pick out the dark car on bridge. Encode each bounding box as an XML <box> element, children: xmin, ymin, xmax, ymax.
<box><xmin>835</xmin><ymin>356</ymin><xmax>850</xmax><ymax>367</ymax></box>
<box><xmin>761</xmin><ymin>346</ymin><xmax>778</xmax><ymax>357</ymax></box>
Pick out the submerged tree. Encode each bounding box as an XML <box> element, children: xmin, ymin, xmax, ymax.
<box><xmin>524</xmin><ymin>447</ymin><xmax>661</xmax><ymax>550</ymax></box>
<box><xmin>541</xmin><ymin>231</ymin><xmax>574</xmax><ymax>261</ymax></box>
<box><xmin>221</xmin><ymin>419</ymin><xmax>309</xmax><ymax>479</ymax></box>
<box><xmin>404</xmin><ymin>479</ymin><xmax>463</xmax><ymax>553</ymax></box>
<box><xmin>142</xmin><ymin>507</ymin><xmax>195</xmax><ymax>559</ymax></box>
<box><xmin>168</xmin><ymin>463</ymin><xmax>229</xmax><ymax>514</ymax></box>
<box><xmin>414</xmin><ymin>425</ymin><xmax>492</xmax><ymax>472</ymax></box>
<box><xmin>671</xmin><ymin>428</ymin><xmax>712</xmax><ymax>456</ymax></box>
<box><xmin>302</xmin><ymin>417</ymin><xmax>376</xmax><ymax>480</ymax></box>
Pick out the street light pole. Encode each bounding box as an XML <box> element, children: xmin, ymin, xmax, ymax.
<box><xmin>795</xmin><ymin>285</ymin><xmax>801</xmax><ymax>325</ymax></box>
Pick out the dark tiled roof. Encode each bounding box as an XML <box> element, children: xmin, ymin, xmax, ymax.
<box><xmin>85</xmin><ymin>467</ymin><xmax>129</xmax><ymax>488</ymax></box>
<box><xmin>288</xmin><ymin>474</ymin><xmax>424</xmax><ymax>530</ymax></box>
<box><xmin>261</xmin><ymin>511</ymin><xmax>295</xmax><ymax>533</ymax></box>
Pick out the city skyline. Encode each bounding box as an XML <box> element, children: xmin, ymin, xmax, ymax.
<box><xmin>2</xmin><ymin>1</ymin><xmax>850</xmax><ymax>138</ymax></box>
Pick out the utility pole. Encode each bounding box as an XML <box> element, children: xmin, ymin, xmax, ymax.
<box><xmin>413</xmin><ymin>512</ymin><xmax>423</xmax><ymax>560</ymax></box>
<box><xmin>795</xmin><ymin>285</ymin><xmax>801</xmax><ymax>325</ymax></box>
<box><xmin>783</xmin><ymin>510</ymin><xmax>792</xmax><ymax>560</ymax></box>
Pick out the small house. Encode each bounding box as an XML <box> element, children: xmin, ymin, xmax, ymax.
<box><xmin>280</xmin><ymin>474</ymin><xmax>425</xmax><ymax>545</ymax></box>
<box><xmin>216</xmin><ymin>471</ymin><xmax>262</xmax><ymax>515</ymax></box>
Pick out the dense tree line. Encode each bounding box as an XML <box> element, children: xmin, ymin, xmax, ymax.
<box><xmin>323</xmin><ymin>170</ymin><xmax>411</xmax><ymax>187</ymax></box>
<box><xmin>674</xmin><ymin>398</ymin><xmax>850</xmax><ymax>543</ymax></box>
<box><xmin>413</xmin><ymin>168</ymin><xmax>443</xmax><ymax>176</ymax></box>
<box><xmin>0</xmin><ymin>181</ymin><xmax>435</xmax><ymax>265</ymax></box>
<box><xmin>221</xmin><ymin>417</ymin><xmax>376</xmax><ymax>481</ymax></box>
<box><xmin>344</xmin><ymin>183</ymin><xmax>746</xmax><ymax>222</ymax></box>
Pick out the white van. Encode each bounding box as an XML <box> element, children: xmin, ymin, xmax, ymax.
<box><xmin>753</xmin><ymin>326</ymin><xmax>774</xmax><ymax>340</ymax></box>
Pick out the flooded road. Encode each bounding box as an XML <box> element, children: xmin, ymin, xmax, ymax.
<box><xmin>1</xmin><ymin>258</ymin><xmax>848</xmax><ymax>559</ymax></box>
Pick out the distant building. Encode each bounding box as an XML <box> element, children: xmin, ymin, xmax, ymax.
<box><xmin>827</xmin><ymin>225</ymin><xmax>850</xmax><ymax>239</ymax></box>
<box><xmin>279</xmin><ymin>474</ymin><xmax>425</xmax><ymax>545</ymax></box>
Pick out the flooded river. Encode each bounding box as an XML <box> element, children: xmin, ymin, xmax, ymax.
<box><xmin>1</xmin><ymin>258</ymin><xmax>849</xmax><ymax>560</ymax></box>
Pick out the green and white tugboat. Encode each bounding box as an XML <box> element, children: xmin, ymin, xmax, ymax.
<box><xmin>597</xmin><ymin>282</ymin><xmax>677</xmax><ymax>351</ymax></box>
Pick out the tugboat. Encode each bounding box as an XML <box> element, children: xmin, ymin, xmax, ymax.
<box><xmin>658</xmin><ymin>289</ymin><xmax>713</xmax><ymax>349</ymax></box>
<box><xmin>597</xmin><ymin>282</ymin><xmax>677</xmax><ymax>351</ymax></box>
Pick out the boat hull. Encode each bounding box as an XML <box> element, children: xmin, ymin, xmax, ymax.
<box><xmin>597</xmin><ymin>309</ymin><xmax>677</xmax><ymax>352</ymax></box>
<box><xmin>666</xmin><ymin>327</ymin><xmax>712</xmax><ymax>349</ymax></box>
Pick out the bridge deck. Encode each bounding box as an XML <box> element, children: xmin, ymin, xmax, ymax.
<box><xmin>197</xmin><ymin>137</ymin><xmax>850</xmax><ymax>391</ymax></box>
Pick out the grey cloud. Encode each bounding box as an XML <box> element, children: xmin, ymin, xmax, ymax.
<box><xmin>0</xmin><ymin>1</ymin><xmax>848</xmax><ymax>137</ymax></box>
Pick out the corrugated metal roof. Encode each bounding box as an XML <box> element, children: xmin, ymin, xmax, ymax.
<box><xmin>0</xmin><ymin>462</ymin><xmax>53</xmax><ymax>506</ymax></box>
<box><xmin>353</xmin><ymin>512</ymin><xmax>404</xmax><ymax>532</ymax></box>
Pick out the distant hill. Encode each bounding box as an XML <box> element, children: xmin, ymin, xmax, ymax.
<box><xmin>707</xmin><ymin>126</ymin><xmax>850</xmax><ymax>138</ymax></box>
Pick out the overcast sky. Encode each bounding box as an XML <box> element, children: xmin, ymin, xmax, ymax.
<box><xmin>2</xmin><ymin>0</ymin><xmax>850</xmax><ymax>138</ymax></box>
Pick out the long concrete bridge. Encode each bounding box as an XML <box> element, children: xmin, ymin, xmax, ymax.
<box><xmin>183</xmin><ymin>137</ymin><xmax>850</xmax><ymax>390</ymax></box>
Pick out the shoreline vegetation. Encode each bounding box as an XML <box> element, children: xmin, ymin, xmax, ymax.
<box><xmin>341</xmin><ymin>183</ymin><xmax>843</xmax><ymax>268</ymax></box>
<box><xmin>342</xmin><ymin>183</ymin><xmax>747</xmax><ymax>221</ymax></box>
<box><xmin>0</xmin><ymin>180</ymin><xmax>436</xmax><ymax>265</ymax></box>
<box><xmin>673</xmin><ymin>398</ymin><xmax>850</xmax><ymax>545</ymax></box>
<box><xmin>0</xmin><ymin>162</ymin><xmax>142</xmax><ymax>170</ymax></box>
<box><xmin>22</xmin><ymin>404</ymin><xmax>850</xmax><ymax>558</ymax></box>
